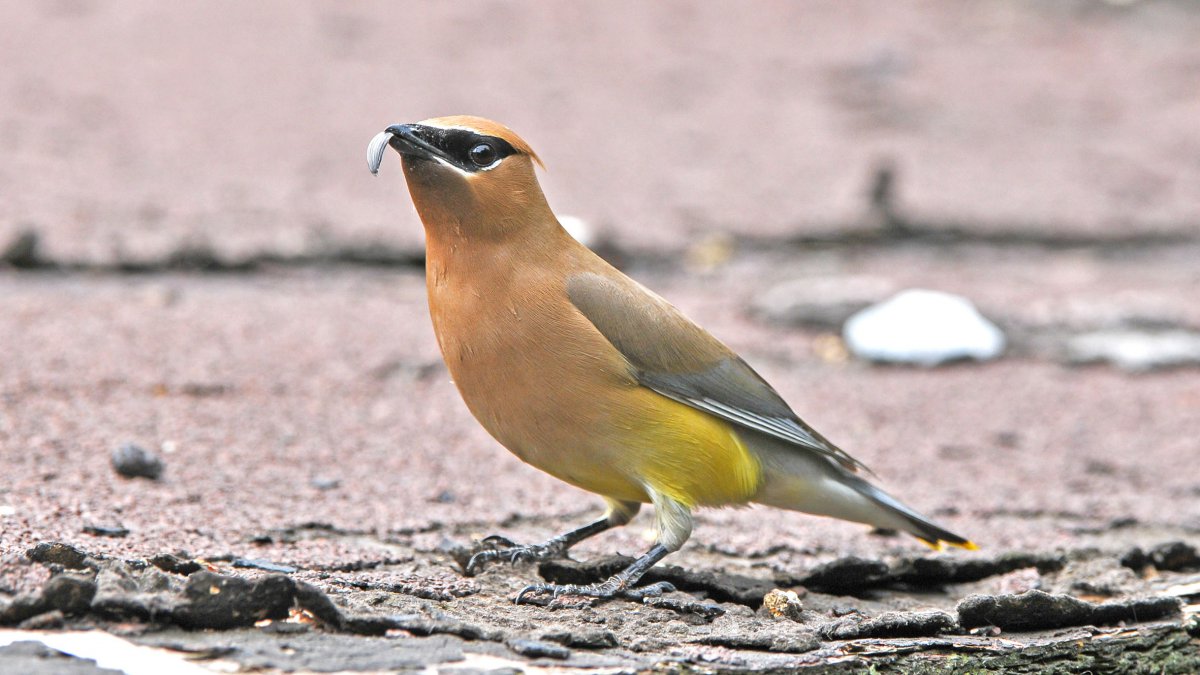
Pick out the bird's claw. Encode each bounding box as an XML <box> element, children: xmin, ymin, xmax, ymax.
<box><xmin>514</xmin><ymin>580</ymin><xmax>676</xmax><ymax>605</ymax></box>
<box><xmin>465</xmin><ymin>537</ymin><xmax>566</xmax><ymax>576</ymax></box>
<box><xmin>622</xmin><ymin>581</ymin><xmax>676</xmax><ymax>600</ymax></box>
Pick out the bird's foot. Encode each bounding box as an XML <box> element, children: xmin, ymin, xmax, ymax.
<box><xmin>465</xmin><ymin>535</ymin><xmax>568</xmax><ymax>576</ymax></box>
<box><xmin>514</xmin><ymin>579</ymin><xmax>676</xmax><ymax>605</ymax></box>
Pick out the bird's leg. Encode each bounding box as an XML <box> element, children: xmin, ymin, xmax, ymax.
<box><xmin>515</xmin><ymin>543</ymin><xmax>676</xmax><ymax>603</ymax></box>
<box><xmin>465</xmin><ymin>500</ymin><xmax>640</xmax><ymax>576</ymax></box>
<box><xmin>513</xmin><ymin>490</ymin><xmax>690</xmax><ymax>603</ymax></box>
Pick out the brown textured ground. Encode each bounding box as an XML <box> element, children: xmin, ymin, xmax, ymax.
<box><xmin>2</xmin><ymin>0</ymin><xmax>1199</xmax><ymax>672</ymax></box>
<box><xmin>2</xmin><ymin>246</ymin><xmax>1198</xmax><ymax>672</ymax></box>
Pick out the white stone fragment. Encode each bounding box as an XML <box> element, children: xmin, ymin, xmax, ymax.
<box><xmin>843</xmin><ymin>289</ymin><xmax>1006</xmax><ymax>366</ymax></box>
<box><xmin>557</xmin><ymin>215</ymin><xmax>594</xmax><ymax>248</ymax></box>
<box><xmin>0</xmin><ymin>630</ymin><xmax>212</xmax><ymax>675</ymax></box>
<box><xmin>1064</xmin><ymin>329</ymin><xmax>1200</xmax><ymax>372</ymax></box>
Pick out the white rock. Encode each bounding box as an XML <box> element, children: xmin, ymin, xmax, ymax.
<box><xmin>843</xmin><ymin>289</ymin><xmax>1006</xmax><ymax>366</ymax></box>
<box><xmin>1064</xmin><ymin>329</ymin><xmax>1200</xmax><ymax>372</ymax></box>
<box><xmin>557</xmin><ymin>215</ymin><xmax>594</xmax><ymax>248</ymax></box>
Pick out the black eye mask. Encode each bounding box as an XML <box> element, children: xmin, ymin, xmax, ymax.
<box><xmin>370</xmin><ymin>124</ymin><xmax>521</xmax><ymax>175</ymax></box>
<box><xmin>430</xmin><ymin>127</ymin><xmax>517</xmax><ymax>171</ymax></box>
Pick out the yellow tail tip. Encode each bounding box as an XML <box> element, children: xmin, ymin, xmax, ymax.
<box><xmin>917</xmin><ymin>538</ymin><xmax>979</xmax><ymax>551</ymax></box>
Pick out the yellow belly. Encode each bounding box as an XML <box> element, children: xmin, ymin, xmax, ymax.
<box><xmin>521</xmin><ymin>386</ymin><xmax>763</xmax><ymax>509</ymax></box>
<box><xmin>622</xmin><ymin>388</ymin><xmax>762</xmax><ymax>507</ymax></box>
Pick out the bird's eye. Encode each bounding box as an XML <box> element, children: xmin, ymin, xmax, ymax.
<box><xmin>468</xmin><ymin>142</ymin><xmax>498</xmax><ymax>167</ymax></box>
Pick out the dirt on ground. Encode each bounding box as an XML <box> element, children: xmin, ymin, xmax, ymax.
<box><xmin>2</xmin><ymin>1</ymin><xmax>1199</xmax><ymax>673</ymax></box>
<box><xmin>2</xmin><ymin>245</ymin><xmax>1198</xmax><ymax>672</ymax></box>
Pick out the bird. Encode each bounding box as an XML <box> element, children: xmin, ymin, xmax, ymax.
<box><xmin>367</xmin><ymin>115</ymin><xmax>975</xmax><ymax>603</ymax></box>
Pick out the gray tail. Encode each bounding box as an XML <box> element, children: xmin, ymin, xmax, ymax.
<box><xmin>850</xmin><ymin>478</ymin><xmax>976</xmax><ymax>550</ymax></box>
<box><xmin>749</xmin><ymin>434</ymin><xmax>977</xmax><ymax>550</ymax></box>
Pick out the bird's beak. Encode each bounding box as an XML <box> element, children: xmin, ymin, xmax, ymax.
<box><xmin>367</xmin><ymin>124</ymin><xmax>448</xmax><ymax>175</ymax></box>
<box><xmin>386</xmin><ymin>124</ymin><xmax>447</xmax><ymax>162</ymax></box>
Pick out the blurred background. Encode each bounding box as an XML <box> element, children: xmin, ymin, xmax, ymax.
<box><xmin>4</xmin><ymin>0</ymin><xmax>1199</xmax><ymax>262</ymax></box>
<box><xmin>1</xmin><ymin>1</ymin><xmax>1198</xmax><ymax>578</ymax></box>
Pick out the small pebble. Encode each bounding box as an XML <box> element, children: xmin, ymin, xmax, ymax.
<box><xmin>310</xmin><ymin>477</ymin><xmax>341</xmax><ymax>491</ymax></box>
<box><xmin>762</xmin><ymin>589</ymin><xmax>805</xmax><ymax>621</ymax></box>
<box><xmin>27</xmin><ymin>542</ymin><xmax>89</xmax><ymax>568</ymax></box>
<box><xmin>112</xmin><ymin>443</ymin><xmax>164</xmax><ymax>480</ymax></box>
<box><xmin>149</xmin><ymin>553</ymin><xmax>203</xmax><ymax>575</ymax></box>
<box><xmin>232</xmin><ymin>558</ymin><xmax>298</xmax><ymax>574</ymax></box>
<box><xmin>83</xmin><ymin>524</ymin><xmax>129</xmax><ymax>538</ymax></box>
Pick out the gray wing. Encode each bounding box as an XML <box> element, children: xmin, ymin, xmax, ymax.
<box><xmin>567</xmin><ymin>272</ymin><xmax>869</xmax><ymax>473</ymax></box>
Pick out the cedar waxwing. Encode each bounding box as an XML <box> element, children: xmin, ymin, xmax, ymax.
<box><xmin>367</xmin><ymin>116</ymin><xmax>975</xmax><ymax>603</ymax></box>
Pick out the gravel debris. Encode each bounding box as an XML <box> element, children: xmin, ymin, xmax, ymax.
<box><xmin>231</xmin><ymin>558</ymin><xmax>298</xmax><ymax>574</ymax></box>
<box><xmin>147</xmin><ymin>554</ymin><xmax>202</xmax><ymax>576</ymax></box>
<box><xmin>761</xmin><ymin>589</ymin><xmax>805</xmax><ymax>621</ymax></box>
<box><xmin>110</xmin><ymin>444</ymin><xmax>164</xmax><ymax>481</ymax></box>
<box><xmin>82</xmin><ymin>525</ymin><xmax>129</xmax><ymax>539</ymax></box>
<box><xmin>26</xmin><ymin>543</ymin><xmax>91</xmax><ymax>570</ymax></box>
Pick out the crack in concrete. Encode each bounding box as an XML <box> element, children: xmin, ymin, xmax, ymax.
<box><xmin>3</xmin><ymin>221</ymin><xmax>1196</xmax><ymax>277</ymax></box>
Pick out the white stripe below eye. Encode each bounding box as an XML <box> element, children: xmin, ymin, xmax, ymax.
<box><xmin>430</xmin><ymin>155</ymin><xmax>475</xmax><ymax>177</ymax></box>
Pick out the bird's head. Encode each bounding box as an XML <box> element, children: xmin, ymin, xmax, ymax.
<box><xmin>368</xmin><ymin>116</ymin><xmax>551</xmax><ymax>241</ymax></box>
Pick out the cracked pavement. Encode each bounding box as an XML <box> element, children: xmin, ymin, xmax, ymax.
<box><xmin>2</xmin><ymin>246</ymin><xmax>1198</xmax><ymax>671</ymax></box>
<box><xmin>2</xmin><ymin>0</ymin><xmax>1200</xmax><ymax>672</ymax></box>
